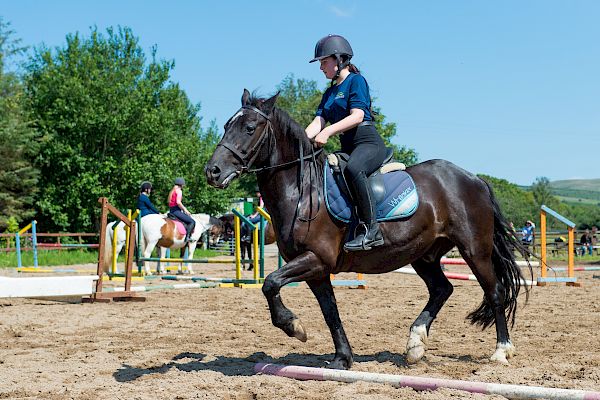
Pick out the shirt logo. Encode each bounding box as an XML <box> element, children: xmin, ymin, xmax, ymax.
<box><xmin>335</xmin><ymin>92</ymin><xmax>345</xmax><ymax>99</ymax></box>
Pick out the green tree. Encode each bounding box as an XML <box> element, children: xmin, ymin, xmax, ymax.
<box><xmin>531</xmin><ymin>177</ymin><xmax>559</xmax><ymax>209</ymax></box>
<box><xmin>0</xmin><ymin>18</ymin><xmax>40</xmax><ymax>230</ymax></box>
<box><xmin>276</xmin><ymin>75</ymin><xmax>419</xmax><ymax>165</ymax></box>
<box><xmin>25</xmin><ymin>26</ymin><xmax>239</xmax><ymax>231</ymax></box>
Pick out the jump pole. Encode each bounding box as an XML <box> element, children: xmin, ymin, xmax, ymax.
<box><xmin>255</xmin><ymin>363</ymin><xmax>600</xmax><ymax>400</ymax></box>
<box><xmin>539</xmin><ymin>205</ymin><xmax>580</xmax><ymax>287</ymax></box>
<box><xmin>395</xmin><ymin>267</ymin><xmax>537</xmax><ymax>286</ymax></box>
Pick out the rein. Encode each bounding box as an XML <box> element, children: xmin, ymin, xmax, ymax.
<box><xmin>218</xmin><ymin>105</ymin><xmax>323</xmax><ymax>222</ymax></box>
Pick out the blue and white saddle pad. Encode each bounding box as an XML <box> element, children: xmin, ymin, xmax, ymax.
<box><xmin>324</xmin><ymin>164</ymin><xmax>419</xmax><ymax>223</ymax></box>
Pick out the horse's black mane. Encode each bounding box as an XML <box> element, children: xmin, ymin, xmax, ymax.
<box><xmin>247</xmin><ymin>94</ymin><xmax>314</xmax><ymax>150</ymax></box>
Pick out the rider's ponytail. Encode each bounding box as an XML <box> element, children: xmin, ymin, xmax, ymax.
<box><xmin>348</xmin><ymin>63</ymin><xmax>360</xmax><ymax>74</ymax></box>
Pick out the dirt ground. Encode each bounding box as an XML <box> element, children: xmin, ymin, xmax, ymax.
<box><xmin>1</xmin><ymin>254</ymin><xmax>599</xmax><ymax>399</ymax></box>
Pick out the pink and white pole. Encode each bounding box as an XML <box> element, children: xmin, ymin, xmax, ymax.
<box><xmin>394</xmin><ymin>267</ymin><xmax>538</xmax><ymax>286</ymax></box>
<box><xmin>255</xmin><ymin>363</ymin><xmax>600</xmax><ymax>400</ymax></box>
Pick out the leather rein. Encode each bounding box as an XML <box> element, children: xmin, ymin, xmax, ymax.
<box><xmin>217</xmin><ymin>105</ymin><xmax>323</xmax><ymax>222</ymax></box>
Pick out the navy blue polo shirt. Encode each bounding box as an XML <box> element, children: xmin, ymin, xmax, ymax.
<box><xmin>316</xmin><ymin>73</ymin><xmax>372</xmax><ymax>124</ymax></box>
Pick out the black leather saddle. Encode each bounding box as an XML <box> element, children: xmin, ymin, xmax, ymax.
<box><xmin>328</xmin><ymin>147</ymin><xmax>395</xmax><ymax>205</ymax></box>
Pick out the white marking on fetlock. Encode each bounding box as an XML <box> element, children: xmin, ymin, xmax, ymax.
<box><xmin>490</xmin><ymin>341</ymin><xmax>514</xmax><ymax>364</ymax></box>
<box><xmin>406</xmin><ymin>324</ymin><xmax>428</xmax><ymax>364</ymax></box>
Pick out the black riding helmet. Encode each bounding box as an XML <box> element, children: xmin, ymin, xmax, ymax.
<box><xmin>140</xmin><ymin>181</ymin><xmax>152</xmax><ymax>192</ymax></box>
<box><xmin>309</xmin><ymin>34</ymin><xmax>353</xmax><ymax>80</ymax></box>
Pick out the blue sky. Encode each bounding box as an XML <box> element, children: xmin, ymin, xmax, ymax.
<box><xmin>3</xmin><ymin>1</ymin><xmax>599</xmax><ymax>185</ymax></box>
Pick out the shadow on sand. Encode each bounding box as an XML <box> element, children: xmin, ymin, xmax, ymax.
<box><xmin>113</xmin><ymin>350</ymin><xmax>410</xmax><ymax>382</ymax></box>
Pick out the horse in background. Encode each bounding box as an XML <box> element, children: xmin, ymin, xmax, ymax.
<box><xmin>103</xmin><ymin>214</ymin><xmax>219</xmax><ymax>275</ymax></box>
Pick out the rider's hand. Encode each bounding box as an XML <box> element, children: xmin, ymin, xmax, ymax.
<box><xmin>314</xmin><ymin>129</ymin><xmax>330</xmax><ymax>147</ymax></box>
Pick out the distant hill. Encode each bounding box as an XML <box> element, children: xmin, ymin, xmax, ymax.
<box><xmin>520</xmin><ymin>178</ymin><xmax>600</xmax><ymax>205</ymax></box>
<box><xmin>550</xmin><ymin>179</ymin><xmax>600</xmax><ymax>192</ymax></box>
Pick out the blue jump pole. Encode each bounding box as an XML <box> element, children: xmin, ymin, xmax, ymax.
<box><xmin>16</xmin><ymin>232</ymin><xmax>21</xmax><ymax>268</ymax></box>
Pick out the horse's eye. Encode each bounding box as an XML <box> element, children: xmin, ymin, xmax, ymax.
<box><xmin>246</xmin><ymin>124</ymin><xmax>256</xmax><ymax>134</ymax></box>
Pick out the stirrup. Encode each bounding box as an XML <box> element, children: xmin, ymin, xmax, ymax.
<box><xmin>344</xmin><ymin>224</ymin><xmax>383</xmax><ymax>252</ymax></box>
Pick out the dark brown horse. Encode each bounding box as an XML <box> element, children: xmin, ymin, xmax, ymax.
<box><xmin>205</xmin><ymin>89</ymin><xmax>532</xmax><ymax>370</ymax></box>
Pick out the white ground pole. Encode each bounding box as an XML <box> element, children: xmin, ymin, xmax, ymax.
<box><xmin>255</xmin><ymin>363</ymin><xmax>600</xmax><ymax>400</ymax></box>
<box><xmin>0</xmin><ymin>275</ymin><xmax>99</xmax><ymax>298</ymax></box>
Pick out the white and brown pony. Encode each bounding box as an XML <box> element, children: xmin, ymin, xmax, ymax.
<box><xmin>104</xmin><ymin>214</ymin><xmax>220</xmax><ymax>275</ymax></box>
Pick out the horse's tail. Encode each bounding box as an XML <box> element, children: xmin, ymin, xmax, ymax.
<box><xmin>102</xmin><ymin>221</ymin><xmax>114</xmax><ymax>274</ymax></box>
<box><xmin>468</xmin><ymin>180</ymin><xmax>533</xmax><ymax>329</ymax></box>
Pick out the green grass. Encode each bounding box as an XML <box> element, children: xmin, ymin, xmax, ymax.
<box><xmin>0</xmin><ymin>248</ymin><xmax>223</xmax><ymax>268</ymax></box>
<box><xmin>0</xmin><ymin>250</ymin><xmax>98</xmax><ymax>268</ymax></box>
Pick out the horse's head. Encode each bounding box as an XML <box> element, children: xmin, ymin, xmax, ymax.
<box><xmin>205</xmin><ymin>89</ymin><xmax>279</xmax><ymax>188</ymax></box>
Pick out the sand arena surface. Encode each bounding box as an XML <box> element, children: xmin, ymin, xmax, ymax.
<box><xmin>1</xmin><ymin>256</ymin><xmax>599</xmax><ymax>399</ymax></box>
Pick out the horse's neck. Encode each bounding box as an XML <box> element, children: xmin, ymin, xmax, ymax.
<box><xmin>259</xmin><ymin>116</ymin><xmax>324</xmax><ymax>235</ymax></box>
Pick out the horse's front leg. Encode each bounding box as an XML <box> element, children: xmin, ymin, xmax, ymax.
<box><xmin>306</xmin><ymin>278</ymin><xmax>353</xmax><ymax>370</ymax></box>
<box><xmin>186</xmin><ymin>242</ymin><xmax>197</xmax><ymax>275</ymax></box>
<box><xmin>262</xmin><ymin>252</ymin><xmax>352</xmax><ymax>369</ymax></box>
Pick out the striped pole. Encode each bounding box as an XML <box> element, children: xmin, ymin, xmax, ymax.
<box><xmin>255</xmin><ymin>363</ymin><xmax>600</xmax><ymax>400</ymax></box>
<box><xmin>101</xmin><ymin>282</ymin><xmax>218</xmax><ymax>293</ymax></box>
<box><xmin>395</xmin><ymin>267</ymin><xmax>537</xmax><ymax>287</ymax></box>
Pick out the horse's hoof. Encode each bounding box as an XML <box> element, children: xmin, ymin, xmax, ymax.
<box><xmin>406</xmin><ymin>344</ymin><xmax>425</xmax><ymax>364</ymax></box>
<box><xmin>406</xmin><ymin>325</ymin><xmax>427</xmax><ymax>364</ymax></box>
<box><xmin>490</xmin><ymin>342</ymin><xmax>514</xmax><ymax>365</ymax></box>
<box><xmin>326</xmin><ymin>357</ymin><xmax>352</xmax><ymax>370</ymax></box>
<box><xmin>291</xmin><ymin>319</ymin><xmax>307</xmax><ymax>342</ymax></box>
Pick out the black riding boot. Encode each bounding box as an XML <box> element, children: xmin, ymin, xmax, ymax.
<box><xmin>184</xmin><ymin>220</ymin><xmax>196</xmax><ymax>243</ymax></box>
<box><xmin>344</xmin><ymin>171</ymin><xmax>384</xmax><ymax>252</ymax></box>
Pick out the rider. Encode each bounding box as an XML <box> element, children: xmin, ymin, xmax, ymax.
<box><xmin>137</xmin><ymin>181</ymin><xmax>160</xmax><ymax>217</ymax></box>
<box><xmin>168</xmin><ymin>177</ymin><xmax>195</xmax><ymax>242</ymax></box>
<box><xmin>305</xmin><ymin>34</ymin><xmax>387</xmax><ymax>251</ymax></box>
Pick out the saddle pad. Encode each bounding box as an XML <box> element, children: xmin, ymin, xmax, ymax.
<box><xmin>173</xmin><ymin>220</ymin><xmax>187</xmax><ymax>235</ymax></box>
<box><xmin>324</xmin><ymin>164</ymin><xmax>419</xmax><ymax>224</ymax></box>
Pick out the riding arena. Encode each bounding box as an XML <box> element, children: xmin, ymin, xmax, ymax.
<box><xmin>2</xmin><ymin>102</ymin><xmax>600</xmax><ymax>400</ymax></box>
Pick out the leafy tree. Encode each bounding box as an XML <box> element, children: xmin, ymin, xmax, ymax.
<box><xmin>0</xmin><ymin>18</ymin><xmax>40</xmax><ymax>230</ymax></box>
<box><xmin>24</xmin><ymin>26</ymin><xmax>239</xmax><ymax>231</ymax></box>
<box><xmin>276</xmin><ymin>75</ymin><xmax>419</xmax><ymax>165</ymax></box>
<box><xmin>531</xmin><ymin>177</ymin><xmax>559</xmax><ymax>209</ymax></box>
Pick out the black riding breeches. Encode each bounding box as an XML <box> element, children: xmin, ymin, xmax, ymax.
<box><xmin>169</xmin><ymin>208</ymin><xmax>195</xmax><ymax>232</ymax></box>
<box><xmin>343</xmin><ymin>124</ymin><xmax>388</xmax><ymax>183</ymax></box>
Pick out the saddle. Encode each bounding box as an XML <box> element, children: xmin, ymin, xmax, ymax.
<box><xmin>324</xmin><ymin>147</ymin><xmax>419</xmax><ymax>223</ymax></box>
<box><xmin>327</xmin><ymin>147</ymin><xmax>400</xmax><ymax>203</ymax></box>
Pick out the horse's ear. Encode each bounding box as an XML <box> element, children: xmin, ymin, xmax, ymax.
<box><xmin>242</xmin><ymin>89</ymin><xmax>251</xmax><ymax>106</ymax></box>
<box><xmin>262</xmin><ymin>91</ymin><xmax>280</xmax><ymax>115</ymax></box>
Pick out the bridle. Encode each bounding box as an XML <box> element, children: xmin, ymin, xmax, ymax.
<box><xmin>217</xmin><ymin>105</ymin><xmax>323</xmax><ymax>222</ymax></box>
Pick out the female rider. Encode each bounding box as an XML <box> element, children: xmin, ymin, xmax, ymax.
<box><xmin>167</xmin><ymin>177</ymin><xmax>195</xmax><ymax>243</ymax></box>
<box><xmin>137</xmin><ymin>181</ymin><xmax>160</xmax><ymax>217</ymax></box>
<box><xmin>305</xmin><ymin>34</ymin><xmax>387</xmax><ymax>251</ymax></box>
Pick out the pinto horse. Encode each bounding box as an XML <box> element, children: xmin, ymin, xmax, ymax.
<box><xmin>205</xmin><ymin>90</ymin><xmax>532</xmax><ymax>370</ymax></box>
<box><xmin>104</xmin><ymin>214</ymin><xmax>218</xmax><ymax>275</ymax></box>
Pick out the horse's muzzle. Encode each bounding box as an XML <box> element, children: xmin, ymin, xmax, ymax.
<box><xmin>205</xmin><ymin>162</ymin><xmax>239</xmax><ymax>189</ymax></box>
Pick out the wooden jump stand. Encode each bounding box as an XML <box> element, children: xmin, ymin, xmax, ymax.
<box><xmin>83</xmin><ymin>197</ymin><xmax>146</xmax><ymax>302</ymax></box>
<box><xmin>538</xmin><ymin>204</ymin><xmax>581</xmax><ymax>287</ymax></box>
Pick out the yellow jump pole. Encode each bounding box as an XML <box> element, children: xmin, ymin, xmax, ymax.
<box><xmin>540</xmin><ymin>210</ymin><xmax>547</xmax><ymax>281</ymax></box>
<box><xmin>124</xmin><ymin>209</ymin><xmax>132</xmax><ymax>261</ymax></box>
<box><xmin>112</xmin><ymin>224</ymin><xmax>119</xmax><ymax>275</ymax></box>
<box><xmin>253</xmin><ymin>227</ymin><xmax>259</xmax><ymax>281</ymax></box>
<box><xmin>235</xmin><ymin>215</ymin><xmax>241</xmax><ymax>281</ymax></box>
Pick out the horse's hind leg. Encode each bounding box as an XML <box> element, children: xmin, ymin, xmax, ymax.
<box><xmin>461</xmin><ymin>253</ymin><xmax>514</xmax><ymax>364</ymax></box>
<box><xmin>406</xmin><ymin>258</ymin><xmax>454</xmax><ymax>364</ymax></box>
